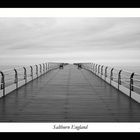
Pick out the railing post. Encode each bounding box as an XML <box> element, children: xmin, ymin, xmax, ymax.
<box><xmin>130</xmin><ymin>72</ymin><xmax>135</xmax><ymax>98</ymax></box>
<box><xmin>101</xmin><ymin>65</ymin><xmax>103</xmax><ymax>78</ymax></box>
<box><xmin>98</xmin><ymin>65</ymin><xmax>100</xmax><ymax>76</ymax></box>
<box><xmin>23</xmin><ymin>67</ymin><xmax>27</xmax><ymax>84</ymax></box>
<box><xmin>48</xmin><ymin>63</ymin><xmax>50</xmax><ymax>70</ymax></box>
<box><xmin>30</xmin><ymin>66</ymin><xmax>33</xmax><ymax>80</ymax></box>
<box><xmin>41</xmin><ymin>64</ymin><xmax>42</xmax><ymax>74</ymax></box>
<box><xmin>105</xmin><ymin>66</ymin><xmax>108</xmax><ymax>81</ymax></box>
<box><xmin>118</xmin><ymin>70</ymin><xmax>122</xmax><ymax>90</ymax></box>
<box><xmin>43</xmin><ymin>63</ymin><xmax>45</xmax><ymax>74</ymax></box>
<box><xmin>46</xmin><ymin>63</ymin><xmax>48</xmax><ymax>72</ymax></box>
<box><xmin>0</xmin><ymin>71</ymin><xmax>5</xmax><ymax>96</ymax></box>
<box><xmin>110</xmin><ymin>68</ymin><xmax>114</xmax><ymax>84</ymax></box>
<box><xmin>39</xmin><ymin>64</ymin><xmax>42</xmax><ymax>75</ymax></box>
<box><xmin>94</xmin><ymin>64</ymin><xmax>95</xmax><ymax>73</ymax></box>
<box><xmin>35</xmin><ymin>65</ymin><xmax>38</xmax><ymax>78</ymax></box>
<box><xmin>44</xmin><ymin>63</ymin><xmax>46</xmax><ymax>73</ymax></box>
<box><xmin>93</xmin><ymin>63</ymin><xmax>95</xmax><ymax>73</ymax></box>
<box><xmin>96</xmin><ymin>64</ymin><xmax>98</xmax><ymax>75</ymax></box>
<box><xmin>95</xmin><ymin>64</ymin><xmax>97</xmax><ymax>75</ymax></box>
<box><xmin>14</xmin><ymin>68</ymin><xmax>18</xmax><ymax>89</ymax></box>
<box><xmin>44</xmin><ymin>63</ymin><xmax>46</xmax><ymax>72</ymax></box>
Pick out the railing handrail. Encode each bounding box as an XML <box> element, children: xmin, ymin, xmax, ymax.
<box><xmin>91</xmin><ymin>63</ymin><xmax>140</xmax><ymax>75</ymax></box>
<box><xmin>81</xmin><ymin>63</ymin><xmax>140</xmax><ymax>99</ymax></box>
<box><xmin>0</xmin><ymin>62</ymin><xmax>61</xmax><ymax>98</ymax></box>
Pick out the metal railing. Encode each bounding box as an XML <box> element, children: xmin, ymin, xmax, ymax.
<box><xmin>0</xmin><ymin>62</ymin><xmax>60</xmax><ymax>97</ymax></box>
<box><xmin>81</xmin><ymin>63</ymin><xmax>140</xmax><ymax>101</ymax></box>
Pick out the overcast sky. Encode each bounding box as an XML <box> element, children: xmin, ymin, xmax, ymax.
<box><xmin>0</xmin><ymin>17</ymin><xmax>140</xmax><ymax>65</ymax></box>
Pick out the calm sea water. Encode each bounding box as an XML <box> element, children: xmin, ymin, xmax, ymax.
<box><xmin>0</xmin><ymin>64</ymin><xmax>140</xmax><ymax>95</ymax></box>
<box><xmin>0</xmin><ymin>64</ymin><xmax>140</xmax><ymax>73</ymax></box>
<box><xmin>0</xmin><ymin>64</ymin><xmax>140</xmax><ymax>74</ymax></box>
<box><xmin>0</xmin><ymin>65</ymin><xmax>28</xmax><ymax>71</ymax></box>
<box><xmin>114</xmin><ymin>66</ymin><xmax>140</xmax><ymax>74</ymax></box>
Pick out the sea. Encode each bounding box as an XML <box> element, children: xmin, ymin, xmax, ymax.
<box><xmin>0</xmin><ymin>65</ymin><xmax>26</xmax><ymax>71</ymax></box>
<box><xmin>0</xmin><ymin>64</ymin><xmax>140</xmax><ymax>74</ymax></box>
<box><xmin>0</xmin><ymin>63</ymin><xmax>140</xmax><ymax>95</ymax></box>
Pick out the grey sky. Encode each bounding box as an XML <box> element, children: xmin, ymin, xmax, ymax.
<box><xmin>0</xmin><ymin>17</ymin><xmax>140</xmax><ymax>65</ymax></box>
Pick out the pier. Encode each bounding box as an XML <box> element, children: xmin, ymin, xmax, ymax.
<box><xmin>0</xmin><ymin>63</ymin><xmax>140</xmax><ymax>122</ymax></box>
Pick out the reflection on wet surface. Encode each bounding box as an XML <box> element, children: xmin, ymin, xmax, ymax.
<box><xmin>0</xmin><ymin>65</ymin><xmax>140</xmax><ymax>122</ymax></box>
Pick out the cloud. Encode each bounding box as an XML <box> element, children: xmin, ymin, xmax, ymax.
<box><xmin>0</xmin><ymin>17</ymin><xmax>140</xmax><ymax>64</ymax></box>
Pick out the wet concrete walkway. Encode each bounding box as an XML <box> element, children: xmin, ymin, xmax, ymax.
<box><xmin>0</xmin><ymin>64</ymin><xmax>140</xmax><ymax>122</ymax></box>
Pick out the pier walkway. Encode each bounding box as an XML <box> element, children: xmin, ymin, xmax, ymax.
<box><xmin>0</xmin><ymin>64</ymin><xmax>140</xmax><ymax>122</ymax></box>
